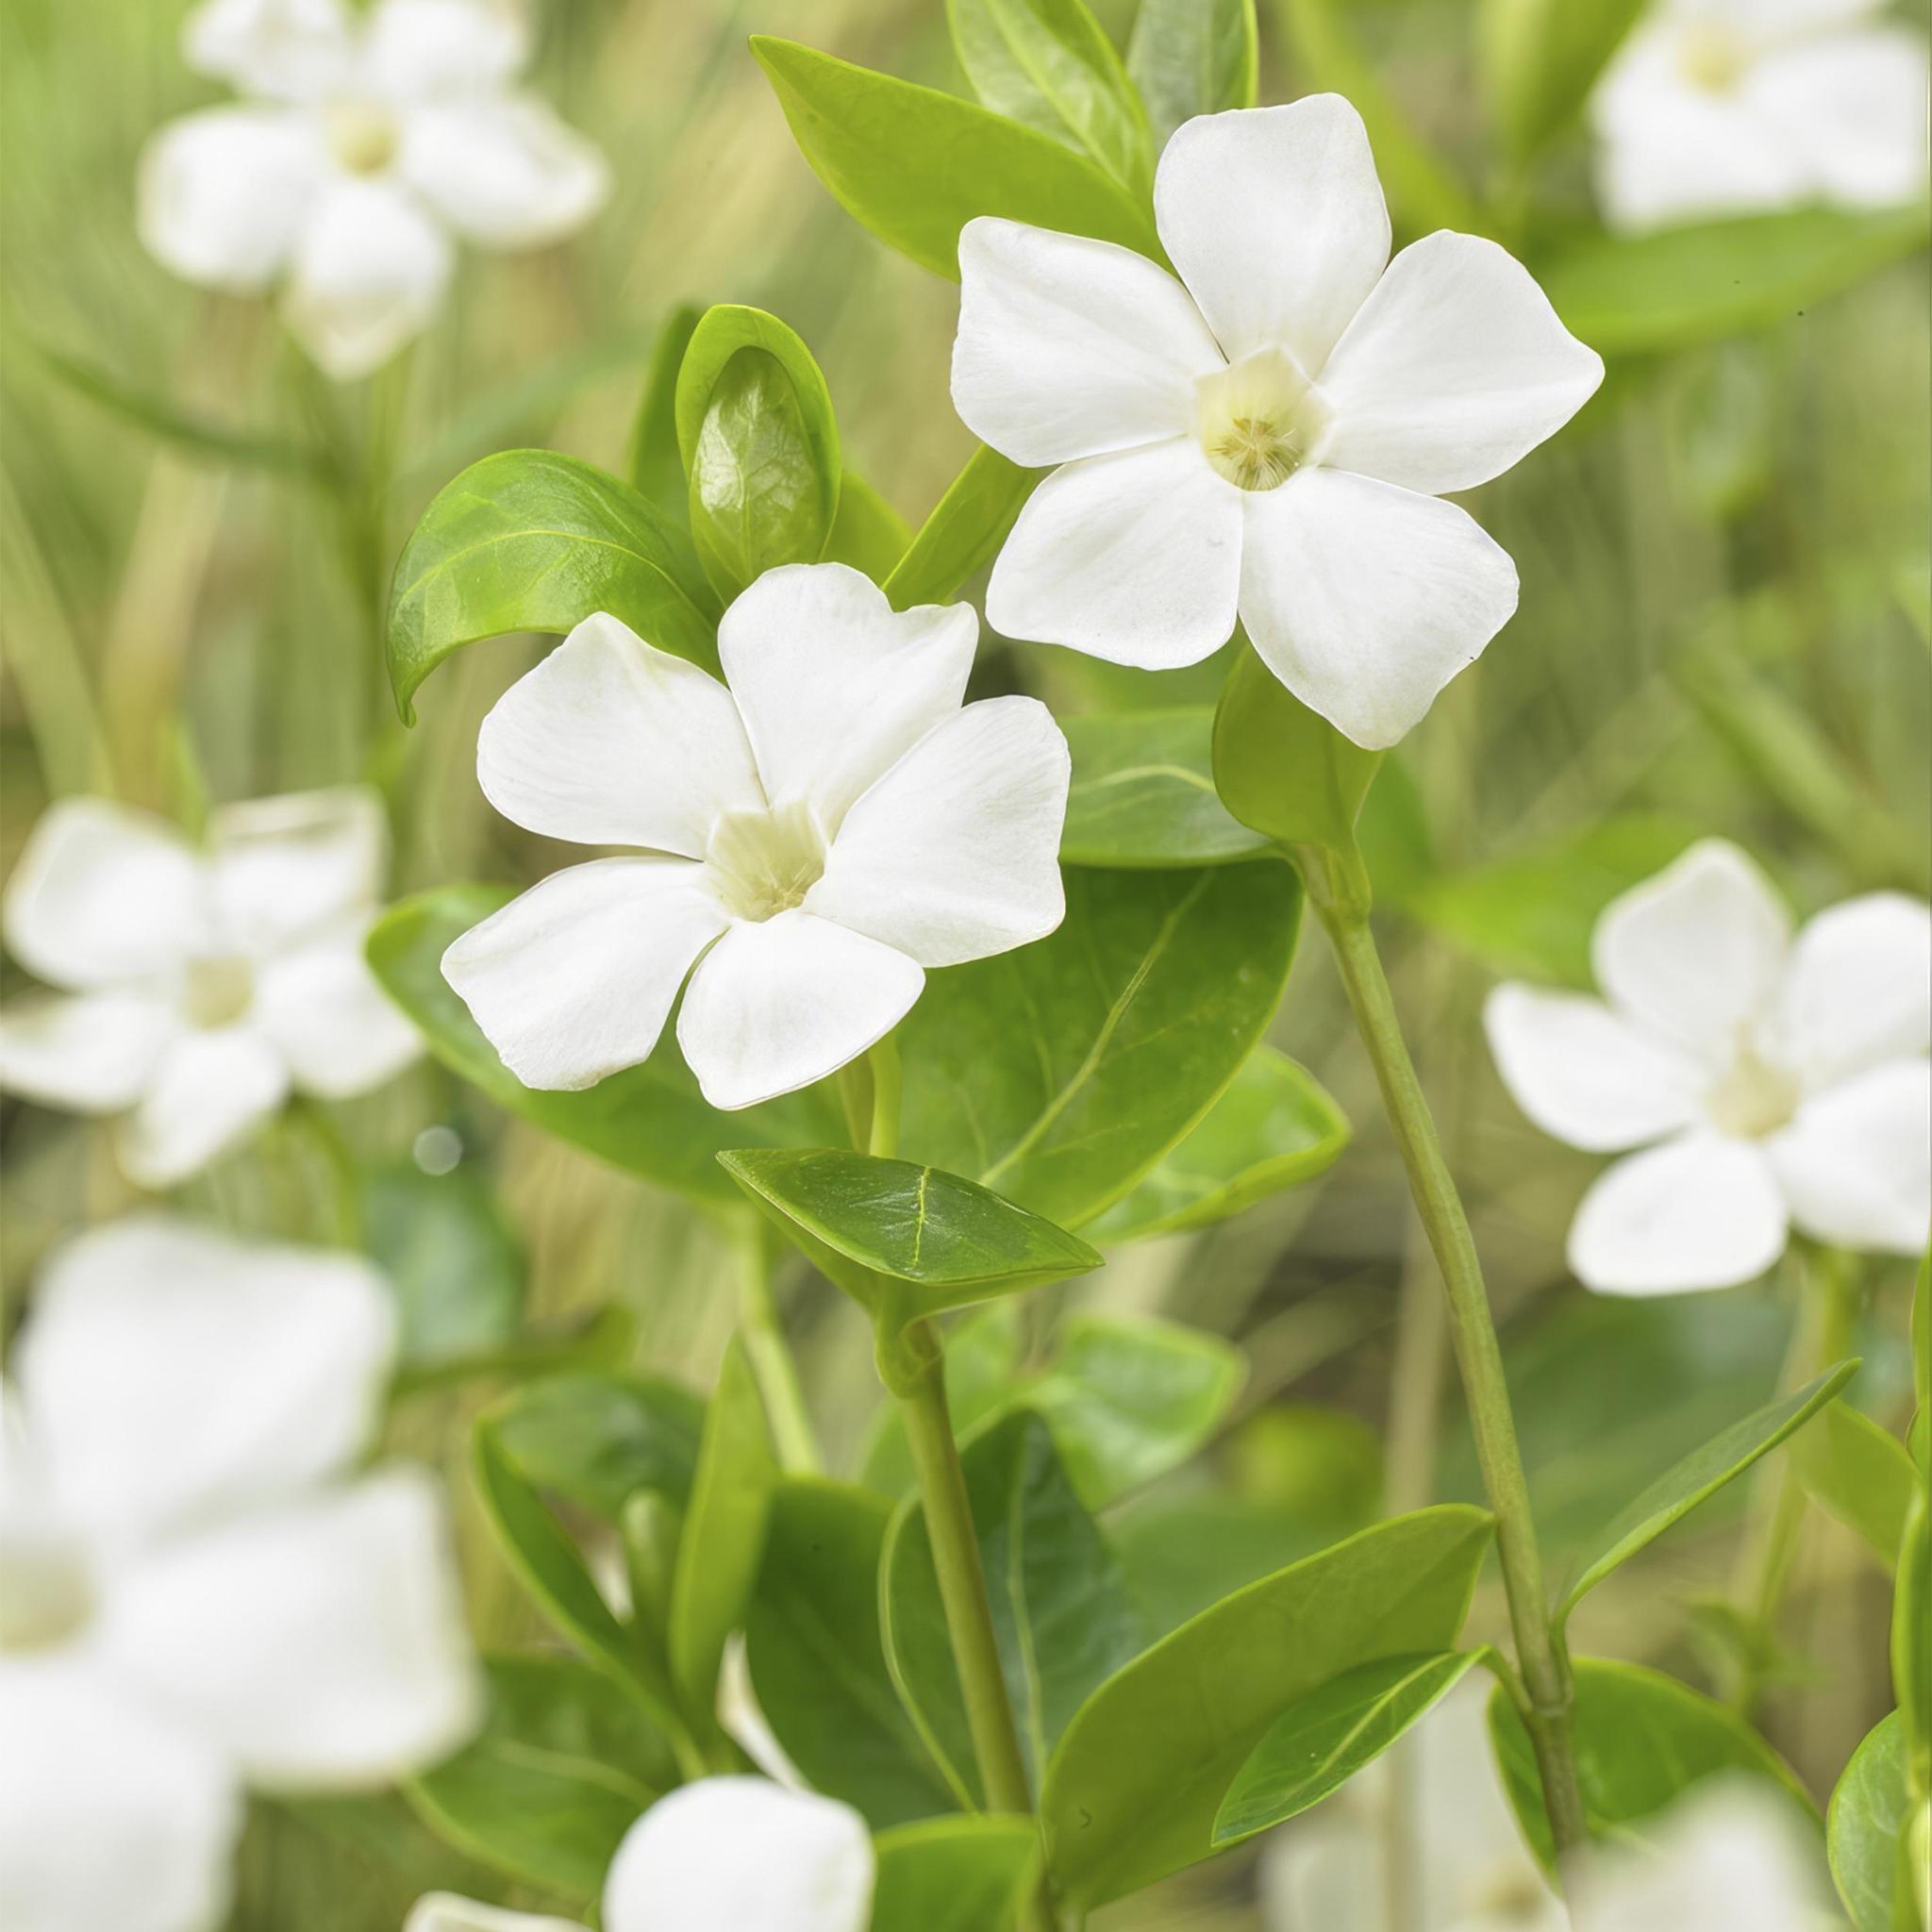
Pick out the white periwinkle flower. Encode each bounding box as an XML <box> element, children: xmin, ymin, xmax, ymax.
<box><xmin>0</xmin><ymin>788</ymin><xmax>421</xmax><ymax>1188</ymax></box>
<box><xmin>407</xmin><ymin>1777</ymin><xmax>874</xmax><ymax>1932</ymax></box>
<box><xmin>949</xmin><ymin>94</ymin><xmax>1604</xmax><ymax>750</ymax></box>
<box><xmin>1591</xmin><ymin>0</ymin><xmax>1931</xmax><ymax>233</ymax></box>
<box><xmin>1486</xmin><ymin>839</ymin><xmax>1931</xmax><ymax>1295</ymax></box>
<box><xmin>0</xmin><ymin>1218</ymin><xmax>481</xmax><ymax>1932</ymax></box>
<box><xmin>441</xmin><ymin>563</ymin><xmax>1071</xmax><ymax>1110</ymax></box>
<box><xmin>138</xmin><ymin>0</ymin><xmax>609</xmax><ymax>379</ymax></box>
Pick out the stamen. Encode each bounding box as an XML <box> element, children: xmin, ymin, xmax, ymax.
<box><xmin>1194</xmin><ymin>347</ymin><xmax>1327</xmax><ymax>493</ymax></box>
<box><xmin>705</xmin><ymin>805</ymin><xmax>828</xmax><ymax>923</ymax></box>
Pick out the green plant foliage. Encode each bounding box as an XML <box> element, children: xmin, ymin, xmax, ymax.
<box><xmin>1059</xmin><ymin>708</ymin><xmax>1269</xmax><ymax>868</ymax></box>
<box><xmin>1895</xmin><ymin>1489</ymin><xmax>1930</xmax><ymax>1794</ymax></box>
<box><xmin>1829</xmin><ymin>1712</ymin><xmax>1910</xmax><ymax>1932</ymax></box>
<box><xmin>882</xmin><ymin>444</ymin><xmax>1041</xmax><ymax>609</ymax></box>
<box><xmin>825</xmin><ymin>471</ymin><xmax>913</xmax><ymax>580</ymax></box>
<box><xmin>1126</xmin><ymin>0</ymin><xmax>1258</xmax><ymax>146</ymax></box>
<box><xmin>625</xmin><ymin>302</ymin><xmax>702</xmax><ymax>516</ymax></box>
<box><xmin>1795</xmin><ymin>1398</ymin><xmax>1921</xmax><ymax>1571</ymax></box>
<box><xmin>488</xmin><ymin>1372</ymin><xmax>706</xmax><ymax>1523</ymax></box>
<box><xmin>870</xmin><ymin>1816</ymin><xmax>1042</xmax><ymax>1932</ymax></box>
<box><xmin>1478</xmin><ymin>0</ymin><xmax>1645</xmax><ymax>163</ymax></box>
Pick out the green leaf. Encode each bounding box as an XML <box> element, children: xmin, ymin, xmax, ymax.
<box><xmin>1487</xmin><ymin>1657</ymin><xmax>1813</xmax><ymax>1870</ymax></box>
<box><xmin>898</xmin><ymin>861</ymin><xmax>1304</xmax><ymax>1229</ymax></box>
<box><xmin>1059</xmin><ymin>708</ymin><xmax>1269</xmax><ymax>868</ymax></box>
<box><xmin>1126</xmin><ymin>0</ymin><xmax>1258</xmax><ymax>147</ymax></box>
<box><xmin>408</xmin><ymin>1654</ymin><xmax>673</xmax><ymax>1899</ymax></box>
<box><xmin>947</xmin><ymin>0</ymin><xmax>1154</xmax><ymax>197</ymax></box>
<box><xmin>367</xmin><ymin>886</ymin><xmax>841</xmax><ymax>1202</ymax></box>
<box><xmin>1089</xmin><ymin>1046</ymin><xmax>1348</xmax><ymax>1242</ymax></box>
<box><xmin>386</xmin><ymin>448</ymin><xmax>720</xmax><ymax>723</ymax></box>
<box><xmin>490</xmin><ymin>1372</ymin><xmax>707</xmax><ymax>1523</ymax></box>
<box><xmin>674</xmin><ymin>305</ymin><xmax>841</xmax><ymax>602</ymax></box>
<box><xmin>1829</xmin><ymin>1712</ymin><xmax>1911</xmax><ymax>1932</ymax></box>
<box><xmin>668</xmin><ymin>1340</ymin><xmax>779</xmax><ymax>1719</ymax></box>
<box><xmin>1478</xmin><ymin>0</ymin><xmax>1645</xmax><ymax>164</ymax></box>
<box><xmin>1540</xmin><ymin>205</ymin><xmax>1932</xmax><ymax>358</ymax></box>
<box><xmin>1559</xmin><ymin>1360</ymin><xmax>1857</xmax><ymax>1621</ymax></box>
<box><xmin>1212</xmin><ymin>1649</ymin><xmax>1490</xmax><ymax>1845</ymax></box>
<box><xmin>871</xmin><ymin>1816</ymin><xmax>1042</xmax><ymax>1932</ymax></box>
<box><xmin>625</xmin><ymin>302</ymin><xmax>702</xmax><ymax>517</ymax></box>
<box><xmin>882</xmin><ymin>444</ymin><xmax>1041</xmax><ymax>609</ymax></box>
<box><xmin>859</xmin><ymin>1307</ymin><xmax>1027</xmax><ymax>1496</ymax></box>
<box><xmin>1895</xmin><ymin>1489</ymin><xmax>1930</xmax><ymax>1793</ymax></box>
<box><xmin>1795</xmin><ymin>1398</ymin><xmax>1920</xmax><ymax>1571</ymax></box>
<box><xmin>752</xmin><ymin>37</ymin><xmax>1163</xmax><ymax>281</ymax></box>
<box><xmin>1041</xmin><ymin>1504</ymin><xmax>1492</xmax><ymax>1907</ymax></box>
<box><xmin>824</xmin><ymin>471</ymin><xmax>913</xmax><ymax>581</ymax></box>
<box><xmin>884</xmin><ymin>1411</ymin><xmax>1142</xmax><ymax>1802</ymax></box>
<box><xmin>745</xmin><ymin>1479</ymin><xmax>958</xmax><ymax>1827</ymax></box>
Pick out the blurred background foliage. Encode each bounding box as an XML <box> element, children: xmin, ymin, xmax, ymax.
<box><xmin>1</xmin><ymin>0</ymin><xmax>1927</xmax><ymax>1926</ymax></box>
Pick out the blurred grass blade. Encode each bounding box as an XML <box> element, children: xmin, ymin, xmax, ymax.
<box><xmin>883</xmin><ymin>443</ymin><xmax>1040</xmax><ymax>608</ymax></box>
<box><xmin>1478</xmin><ymin>0</ymin><xmax>1645</xmax><ymax>166</ymax></box>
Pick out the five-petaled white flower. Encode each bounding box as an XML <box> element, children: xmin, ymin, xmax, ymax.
<box><xmin>949</xmin><ymin>94</ymin><xmax>1604</xmax><ymax>750</ymax></box>
<box><xmin>406</xmin><ymin>1777</ymin><xmax>874</xmax><ymax>1932</ymax></box>
<box><xmin>1591</xmin><ymin>0</ymin><xmax>1931</xmax><ymax>233</ymax></box>
<box><xmin>1486</xmin><ymin>839</ymin><xmax>1930</xmax><ymax>1295</ymax></box>
<box><xmin>0</xmin><ymin>1218</ymin><xmax>480</xmax><ymax>1932</ymax></box>
<box><xmin>138</xmin><ymin>0</ymin><xmax>609</xmax><ymax>380</ymax></box>
<box><xmin>0</xmin><ymin>788</ymin><xmax>422</xmax><ymax>1188</ymax></box>
<box><xmin>442</xmin><ymin>563</ymin><xmax>1071</xmax><ymax>1110</ymax></box>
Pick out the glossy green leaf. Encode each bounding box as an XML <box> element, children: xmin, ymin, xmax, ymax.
<box><xmin>899</xmin><ymin>861</ymin><xmax>1304</xmax><ymax>1229</ymax></box>
<box><xmin>1795</xmin><ymin>1398</ymin><xmax>1920</xmax><ymax>1571</ymax></box>
<box><xmin>1829</xmin><ymin>1711</ymin><xmax>1911</xmax><ymax>1932</ymax></box>
<box><xmin>385</xmin><ymin>448</ymin><xmax>719</xmax><ymax>723</ymax></box>
<box><xmin>1488</xmin><ymin>1658</ymin><xmax>1813</xmax><ymax>1870</ymax></box>
<box><xmin>1127</xmin><ymin>0</ymin><xmax>1258</xmax><ymax>147</ymax></box>
<box><xmin>752</xmin><ymin>37</ymin><xmax>1162</xmax><ymax>281</ymax></box>
<box><xmin>884</xmin><ymin>1411</ymin><xmax>1142</xmax><ymax>1801</ymax></box>
<box><xmin>1212</xmin><ymin>1649</ymin><xmax>1490</xmax><ymax>1845</ymax></box>
<box><xmin>625</xmin><ymin>302</ymin><xmax>702</xmax><ymax>515</ymax></box>
<box><xmin>408</xmin><ymin>1654</ymin><xmax>673</xmax><ymax>1899</ymax></box>
<box><xmin>882</xmin><ymin>444</ymin><xmax>1041</xmax><ymax>609</ymax></box>
<box><xmin>824</xmin><ymin>470</ymin><xmax>912</xmax><ymax>580</ymax></box>
<box><xmin>490</xmin><ymin>1371</ymin><xmax>706</xmax><ymax>1523</ymax></box>
<box><xmin>1559</xmin><ymin>1361</ymin><xmax>1857</xmax><ymax>1621</ymax></box>
<box><xmin>367</xmin><ymin>886</ymin><xmax>841</xmax><ymax>1201</ymax></box>
<box><xmin>871</xmin><ymin>1816</ymin><xmax>1041</xmax><ymax>1932</ymax></box>
<box><xmin>858</xmin><ymin>1307</ymin><xmax>1026</xmax><ymax>1496</ymax></box>
<box><xmin>1041</xmin><ymin>1505</ymin><xmax>1492</xmax><ymax>1907</ymax></box>
<box><xmin>1541</xmin><ymin>205</ymin><xmax>1932</xmax><ymax>358</ymax></box>
<box><xmin>1479</xmin><ymin>0</ymin><xmax>1645</xmax><ymax>163</ymax></box>
<box><xmin>745</xmin><ymin>1479</ymin><xmax>958</xmax><ymax>1827</ymax></box>
<box><xmin>674</xmin><ymin>305</ymin><xmax>841</xmax><ymax>601</ymax></box>
<box><xmin>1895</xmin><ymin>1489</ymin><xmax>1930</xmax><ymax>1794</ymax></box>
<box><xmin>1059</xmin><ymin>708</ymin><xmax>1268</xmax><ymax>868</ymax></box>
<box><xmin>1090</xmin><ymin>1046</ymin><xmax>1348</xmax><ymax>1241</ymax></box>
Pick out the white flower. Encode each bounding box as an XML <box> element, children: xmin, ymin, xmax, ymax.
<box><xmin>1591</xmin><ymin>0</ymin><xmax>1930</xmax><ymax>233</ymax></box>
<box><xmin>0</xmin><ymin>788</ymin><xmax>422</xmax><ymax>1188</ymax></box>
<box><xmin>441</xmin><ymin>563</ymin><xmax>1071</xmax><ymax>1110</ymax></box>
<box><xmin>1485</xmin><ymin>839</ymin><xmax>1931</xmax><ymax>1295</ymax></box>
<box><xmin>407</xmin><ymin>1777</ymin><xmax>874</xmax><ymax>1932</ymax></box>
<box><xmin>0</xmin><ymin>1217</ymin><xmax>481</xmax><ymax>1932</ymax></box>
<box><xmin>948</xmin><ymin>95</ymin><xmax>1603</xmax><ymax>751</ymax></box>
<box><xmin>138</xmin><ymin>0</ymin><xmax>609</xmax><ymax>380</ymax></box>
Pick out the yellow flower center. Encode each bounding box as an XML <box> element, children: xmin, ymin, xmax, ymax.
<box><xmin>1706</xmin><ymin>1042</ymin><xmax>1801</xmax><ymax>1140</ymax></box>
<box><xmin>0</xmin><ymin>1525</ymin><xmax>93</xmax><ymax>1654</ymax></box>
<box><xmin>706</xmin><ymin>805</ymin><xmax>828</xmax><ymax>923</ymax></box>
<box><xmin>326</xmin><ymin>98</ymin><xmax>402</xmax><ymax>175</ymax></box>
<box><xmin>1675</xmin><ymin>22</ymin><xmax>1751</xmax><ymax>92</ymax></box>
<box><xmin>1194</xmin><ymin>348</ymin><xmax>1328</xmax><ymax>492</ymax></box>
<box><xmin>182</xmin><ymin>953</ymin><xmax>255</xmax><ymax>1030</ymax></box>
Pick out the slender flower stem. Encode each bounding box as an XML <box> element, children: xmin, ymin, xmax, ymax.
<box><xmin>733</xmin><ymin>1216</ymin><xmax>821</xmax><ymax>1475</ymax></box>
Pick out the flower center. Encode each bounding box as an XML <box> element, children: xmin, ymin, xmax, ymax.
<box><xmin>181</xmin><ymin>953</ymin><xmax>255</xmax><ymax>1030</ymax></box>
<box><xmin>0</xmin><ymin>1522</ymin><xmax>94</xmax><ymax>1654</ymax></box>
<box><xmin>705</xmin><ymin>805</ymin><xmax>828</xmax><ymax>923</ymax></box>
<box><xmin>1705</xmin><ymin>1042</ymin><xmax>1801</xmax><ymax>1140</ymax></box>
<box><xmin>1195</xmin><ymin>348</ymin><xmax>1328</xmax><ymax>492</ymax></box>
<box><xmin>325</xmin><ymin>98</ymin><xmax>401</xmax><ymax>175</ymax></box>
<box><xmin>1470</xmin><ymin>1866</ymin><xmax>1553</xmax><ymax>1921</ymax></box>
<box><xmin>1675</xmin><ymin>22</ymin><xmax>1750</xmax><ymax>92</ymax></box>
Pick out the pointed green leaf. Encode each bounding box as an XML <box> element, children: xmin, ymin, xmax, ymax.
<box><xmin>1059</xmin><ymin>708</ymin><xmax>1269</xmax><ymax>868</ymax></box>
<box><xmin>1795</xmin><ymin>1398</ymin><xmax>1920</xmax><ymax>1571</ymax></box>
<box><xmin>1127</xmin><ymin>0</ymin><xmax>1258</xmax><ymax>147</ymax></box>
<box><xmin>882</xmin><ymin>443</ymin><xmax>1041</xmax><ymax>609</ymax></box>
<box><xmin>871</xmin><ymin>1816</ymin><xmax>1042</xmax><ymax>1932</ymax></box>
<box><xmin>1478</xmin><ymin>0</ymin><xmax>1645</xmax><ymax>163</ymax></box>
<box><xmin>824</xmin><ymin>471</ymin><xmax>913</xmax><ymax>580</ymax></box>
<box><xmin>490</xmin><ymin>1371</ymin><xmax>707</xmax><ymax>1523</ymax></box>
<box><xmin>625</xmin><ymin>302</ymin><xmax>703</xmax><ymax>514</ymax></box>
<box><xmin>1829</xmin><ymin>1712</ymin><xmax>1911</xmax><ymax>1932</ymax></box>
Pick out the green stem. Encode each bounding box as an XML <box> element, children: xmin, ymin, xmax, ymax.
<box><xmin>734</xmin><ymin>1216</ymin><xmax>821</xmax><ymax>1475</ymax></box>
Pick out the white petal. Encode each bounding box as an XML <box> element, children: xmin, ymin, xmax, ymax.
<box><xmin>282</xmin><ymin>175</ymin><xmax>454</xmax><ymax>381</ymax></box>
<box><xmin>602</xmin><ymin>1777</ymin><xmax>874</xmax><ymax>1932</ymax></box>
<box><xmin>951</xmin><ymin>217</ymin><xmax>1226</xmax><ymax>467</ymax></box>
<box><xmin>441</xmin><ymin>858</ymin><xmax>724</xmax><ymax>1091</ymax></box>
<box><xmin>0</xmin><ymin>991</ymin><xmax>175</xmax><ymax>1112</ymax></box>
<box><xmin>104</xmin><ymin>1467</ymin><xmax>482</xmax><ymax>1788</ymax></box>
<box><xmin>1239</xmin><ymin>468</ymin><xmax>1519</xmax><ymax>750</ymax></box>
<box><xmin>181</xmin><ymin>0</ymin><xmax>357</xmax><ymax>98</ymax></box>
<box><xmin>986</xmin><ymin>441</ymin><xmax>1241</xmax><ymax>668</ymax></box>
<box><xmin>3</xmin><ymin>799</ymin><xmax>210</xmax><ymax>991</ymax></box>
<box><xmin>252</xmin><ymin>920</ymin><xmax>423</xmax><ymax>1098</ymax></box>
<box><xmin>16</xmin><ymin>1216</ymin><xmax>394</xmax><ymax>1550</ymax></box>
<box><xmin>207</xmin><ymin>786</ymin><xmax>388</xmax><ymax>956</ymax></box>
<box><xmin>717</xmin><ymin>564</ymin><xmax>978</xmax><ymax>832</ymax></box>
<box><xmin>677</xmin><ymin>911</ymin><xmax>923</xmax><ymax>1111</ymax></box>
<box><xmin>476</xmin><ymin>612</ymin><xmax>762</xmax><ymax>857</ymax></box>
<box><xmin>366</xmin><ymin>0</ymin><xmax>529</xmax><ymax>98</ymax></box>
<box><xmin>1749</xmin><ymin>28</ymin><xmax>1932</xmax><ymax>208</ymax></box>
<box><xmin>1316</xmin><ymin>232</ymin><xmax>1604</xmax><ymax>494</ymax></box>
<box><xmin>1483</xmin><ymin>985</ymin><xmax>1705</xmax><ymax>1153</ymax></box>
<box><xmin>1769</xmin><ymin>891</ymin><xmax>1932</xmax><ymax>1091</ymax></box>
<box><xmin>398</xmin><ymin>96</ymin><xmax>608</xmax><ymax>248</ymax></box>
<box><xmin>1591</xmin><ymin>840</ymin><xmax>1790</xmax><ymax>1066</ymax></box>
<box><xmin>1154</xmin><ymin>96</ymin><xmax>1391</xmax><ymax>372</ymax></box>
<box><xmin>405</xmin><ymin>1895</ymin><xmax>586</xmax><ymax>1932</ymax></box>
<box><xmin>808</xmin><ymin>697</ymin><xmax>1070</xmax><ymax>968</ymax></box>
<box><xmin>0</xmin><ymin>1656</ymin><xmax>242</xmax><ymax>1932</ymax></box>
<box><xmin>116</xmin><ymin>1025</ymin><xmax>291</xmax><ymax>1188</ymax></box>
<box><xmin>137</xmin><ymin>108</ymin><xmax>325</xmax><ymax>292</ymax></box>
<box><xmin>1767</xmin><ymin>1059</ymin><xmax>1931</xmax><ymax>1254</ymax></box>
<box><xmin>1568</xmin><ymin>1132</ymin><xmax>1790</xmax><ymax>1295</ymax></box>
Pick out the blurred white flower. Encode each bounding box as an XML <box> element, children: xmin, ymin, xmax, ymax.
<box><xmin>442</xmin><ymin>563</ymin><xmax>1071</xmax><ymax>1110</ymax></box>
<box><xmin>949</xmin><ymin>94</ymin><xmax>1603</xmax><ymax>750</ymax></box>
<box><xmin>407</xmin><ymin>1777</ymin><xmax>874</xmax><ymax>1932</ymax></box>
<box><xmin>0</xmin><ymin>1217</ymin><xmax>480</xmax><ymax>1932</ymax></box>
<box><xmin>0</xmin><ymin>788</ymin><xmax>421</xmax><ymax>1188</ymax></box>
<box><xmin>1591</xmin><ymin>0</ymin><xmax>1930</xmax><ymax>233</ymax></box>
<box><xmin>138</xmin><ymin>0</ymin><xmax>609</xmax><ymax>379</ymax></box>
<box><xmin>1486</xmin><ymin>839</ymin><xmax>1931</xmax><ymax>1294</ymax></box>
